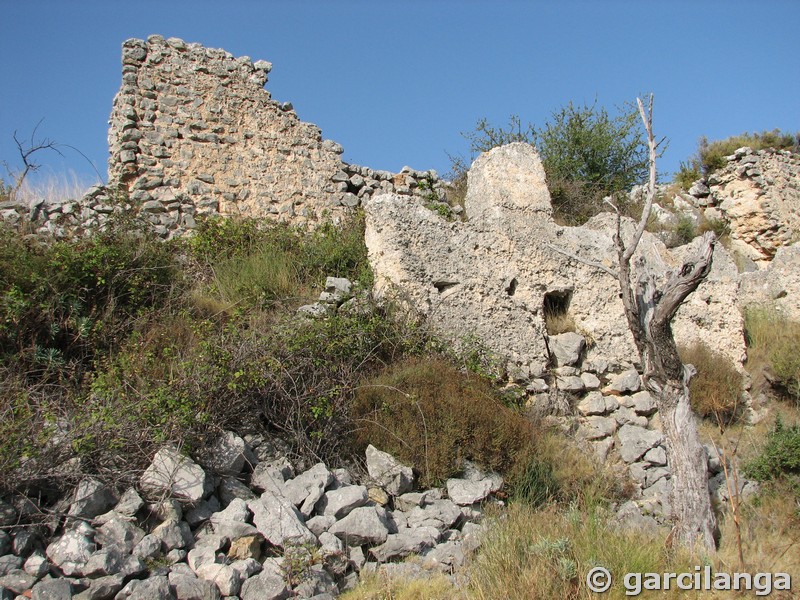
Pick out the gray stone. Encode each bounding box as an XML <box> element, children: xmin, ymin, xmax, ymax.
<box><xmin>305</xmin><ymin>515</ymin><xmax>335</xmax><ymax>537</ymax></box>
<box><xmin>114</xmin><ymin>488</ymin><xmax>144</xmax><ymax>517</ymax></box>
<box><xmin>152</xmin><ymin>519</ymin><xmax>193</xmax><ymax>551</ymax></box>
<box><xmin>446</xmin><ymin>478</ymin><xmax>492</xmax><ymax>506</ymax></box>
<box><xmin>168</xmin><ymin>572</ymin><xmax>221</xmax><ymax>600</ymax></box>
<box><xmin>0</xmin><ymin>534</ymin><xmax>8</xmax><ymax>558</ymax></box>
<box><xmin>68</xmin><ymin>478</ymin><xmax>117</xmax><ymax>521</ymax></box>
<box><xmin>580</xmin><ymin>372</ymin><xmax>601</xmax><ymax>390</ymax></box>
<box><xmin>579</xmin><ymin>416</ymin><xmax>618</xmax><ymax>440</ymax></box>
<box><xmin>185</xmin><ymin>497</ymin><xmax>220</xmax><ymax>528</ymax></box>
<box><xmin>251</xmin><ymin>459</ymin><xmax>293</xmax><ymax>492</ymax></box>
<box><xmin>316</xmin><ymin>485</ymin><xmax>368</xmax><ymax>519</ymax></box>
<box><xmin>617</xmin><ymin>424</ymin><xmax>663</xmax><ymax>463</ymax></box>
<box><xmin>45</xmin><ymin>527</ymin><xmax>96</xmax><ymax>577</ymax></box>
<box><xmin>240</xmin><ymin>559</ymin><xmax>289</xmax><ymax>600</ymax></box>
<box><xmin>605</xmin><ymin>369</ymin><xmax>641</xmax><ymax>394</ymax></box>
<box><xmin>688</xmin><ymin>181</ymin><xmax>710</xmax><ymax>198</ymax></box>
<box><xmin>369</xmin><ymin>527</ymin><xmax>439</xmax><ymax>562</ymax></box>
<box><xmin>217</xmin><ymin>476</ymin><xmax>256</xmax><ymax>506</ymax></box>
<box><xmin>365</xmin><ymin>445</ymin><xmax>414</xmax><ymax>496</ymax></box>
<box><xmin>95</xmin><ymin>514</ymin><xmax>145</xmax><ymax>554</ymax></box>
<box><xmin>140</xmin><ymin>446</ymin><xmax>208</xmax><ymax>503</ymax></box>
<box><xmin>73</xmin><ymin>573</ymin><xmax>125</xmax><ymax>600</ymax></box>
<box><xmin>327</xmin><ymin>506</ymin><xmax>390</xmax><ymax>546</ymax></box>
<box><xmin>631</xmin><ymin>391</ymin><xmax>657</xmax><ymax>416</ymax></box>
<box><xmin>195</xmin><ymin>562</ymin><xmax>244</xmax><ymax>597</ymax></box>
<box><xmin>405</xmin><ymin>499</ymin><xmax>461</xmax><ymax>532</ymax></box>
<box><xmin>23</xmin><ymin>553</ymin><xmax>48</xmax><ymax>579</ymax></box>
<box><xmin>31</xmin><ymin>577</ymin><xmax>72</xmax><ymax>600</ymax></box>
<box><xmin>643</xmin><ymin>446</ymin><xmax>667</xmax><ymax>466</ymax></box>
<box><xmin>115</xmin><ymin>575</ymin><xmax>172</xmax><ymax>600</ymax></box>
<box><xmin>132</xmin><ymin>534</ymin><xmax>162</xmax><ymax>560</ymax></box>
<box><xmin>557</xmin><ymin>375</ymin><xmax>585</xmax><ymax>392</ymax></box>
<box><xmin>0</xmin><ymin>568</ymin><xmax>34</xmax><ymax>595</ymax></box>
<box><xmin>613</xmin><ymin>501</ymin><xmax>659</xmax><ymax>534</ymax></box>
<box><xmin>612</xmin><ymin>406</ymin><xmax>648</xmax><ymax>427</ymax></box>
<box><xmin>283</xmin><ymin>462</ymin><xmax>333</xmax><ymax>518</ymax></box>
<box><xmin>577</xmin><ymin>391</ymin><xmax>607</xmax><ymax>416</ymax></box>
<box><xmin>0</xmin><ymin>556</ymin><xmax>21</xmax><ymax>577</ymax></box>
<box><xmin>422</xmin><ymin>540</ymin><xmax>466</xmax><ymax>572</ymax></box>
<box><xmin>248</xmin><ymin>491</ymin><xmax>316</xmax><ymax>548</ymax></box>
<box><xmin>549</xmin><ymin>332</ymin><xmax>585</xmax><ymax>366</ymax></box>
<box><xmin>82</xmin><ymin>545</ymin><xmax>126</xmax><ymax>577</ymax></box>
<box><xmin>201</xmin><ymin>431</ymin><xmax>248</xmax><ymax>476</ymax></box>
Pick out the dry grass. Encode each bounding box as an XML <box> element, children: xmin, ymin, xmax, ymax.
<box><xmin>679</xmin><ymin>343</ymin><xmax>745</xmax><ymax>429</ymax></box>
<box><xmin>341</xmin><ymin>569</ymin><xmax>463</xmax><ymax>600</ymax></box>
<box><xmin>13</xmin><ymin>170</ymin><xmax>97</xmax><ymax>205</ymax></box>
<box><xmin>744</xmin><ymin>307</ymin><xmax>800</xmax><ymax>404</ymax></box>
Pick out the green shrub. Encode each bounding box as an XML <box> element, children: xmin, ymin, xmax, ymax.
<box><xmin>679</xmin><ymin>130</ymin><xmax>798</xmax><ymax>179</ymax></box>
<box><xmin>744</xmin><ymin>307</ymin><xmax>800</xmax><ymax>403</ymax></box>
<box><xmin>352</xmin><ymin>357</ymin><xmax>538</xmax><ymax>488</ymax></box>
<box><xmin>745</xmin><ymin>417</ymin><xmax>800</xmax><ymax>494</ymax></box>
<box><xmin>452</xmin><ymin>101</ymin><xmax>648</xmax><ymax>226</ymax></box>
<box><xmin>679</xmin><ymin>343</ymin><xmax>744</xmax><ymax>428</ymax></box>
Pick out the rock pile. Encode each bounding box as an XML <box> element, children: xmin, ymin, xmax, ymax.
<box><xmin>0</xmin><ymin>436</ymin><xmax>497</xmax><ymax>599</ymax></box>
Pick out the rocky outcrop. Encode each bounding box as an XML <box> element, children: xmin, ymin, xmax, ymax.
<box><xmin>364</xmin><ymin>142</ymin><xmax>746</xmax><ymax>377</ymax></box>
<box><xmin>0</xmin><ymin>436</ymin><xmax>498</xmax><ymax>598</ymax></box>
<box><xmin>670</xmin><ymin>147</ymin><xmax>800</xmax><ymax>268</ymax></box>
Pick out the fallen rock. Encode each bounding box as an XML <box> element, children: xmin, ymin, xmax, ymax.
<box><xmin>140</xmin><ymin>447</ymin><xmax>208</xmax><ymax>503</ymax></box>
<box><xmin>366</xmin><ymin>445</ymin><xmax>414</xmax><ymax>496</ymax></box>
<box><xmin>328</xmin><ymin>506</ymin><xmax>390</xmax><ymax>546</ymax></box>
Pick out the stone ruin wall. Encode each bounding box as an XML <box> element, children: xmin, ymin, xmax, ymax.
<box><xmin>1</xmin><ymin>35</ymin><xmax>448</xmax><ymax>239</ymax></box>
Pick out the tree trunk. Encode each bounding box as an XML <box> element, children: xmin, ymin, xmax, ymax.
<box><xmin>658</xmin><ymin>378</ymin><xmax>718</xmax><ymax>551</ymax></box>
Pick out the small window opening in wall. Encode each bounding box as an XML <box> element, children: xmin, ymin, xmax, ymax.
<box><xmin>505</xmin><ymin>277</ymin><xmax>518</xmax><ymax>296</ymax></box>
<box><xmin>543</xmin><ymin>289</ymin><xmax>576</xmax><ymax>335</ymax></box>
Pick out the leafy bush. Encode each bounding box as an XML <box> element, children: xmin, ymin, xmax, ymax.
<box><xmin>744</xmin><ymin>307</ymin><xmax>800</xmax><ymax>403</ymax></box>
<box><xmin>745</xmin><ymin>417</ymin><xmax>800</xmax><ymax>493</ymax></box>
<box><xmin>679</xmin><ymin>343</ymin><xmax>744</xmax><ymax>428</ymax></box>
<box><xmin>0</xmin><ymin>218</ymin><xmax>180</xmax><ymax>380</ymax></box>
<box><xmin>352</xmin><ymin>357</ymin><xmax>538</xmax><ymax>488</ymax></box>
<box><xmin>678</xmin><ymin>129</ymin><xmax>798</xmax><ymax>181</ymax></box>
<box><xmin>452</xmin><ymin>101</ymin><xmax>648</xmax><ymax>225</ymax></box>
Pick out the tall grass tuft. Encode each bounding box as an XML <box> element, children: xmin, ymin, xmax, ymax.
<box><xmin>744</xmin><ymin>307</ymin><xmax>800</xmax><ymax>403</ymax></box>
<box><xmin>679</xmin><ymin>343</ymin><xmax>744</xmax><ymax>428</ymax></box>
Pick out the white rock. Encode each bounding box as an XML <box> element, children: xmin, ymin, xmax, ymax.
<box><xmin>140</xmin><ymin>447</ymin><xmax>208</xmax><ymax>503</ymax></box>
<box><xmin>366</xmin><ymin>445</ymin><xmax>414</xmax><ymax>496</ymax></box>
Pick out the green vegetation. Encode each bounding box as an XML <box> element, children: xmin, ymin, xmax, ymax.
<box><xmin>744</xmin><ymin>306</ymin><xmax>800</xmax><ymax>404</ymax></box>
<box><xmin>745</xmin><ymin>417</ymin><xmax>800</xmax><ymax>495</ymax></box>
<box><xmin>675</xmin><ymin>129</ymin><xmax>798</xmax><ymax>186</ymax></box>
<box><xmin>452</xmin><ymin>101</ymin><xmax>649</xmax><ymax>225</ymax></box>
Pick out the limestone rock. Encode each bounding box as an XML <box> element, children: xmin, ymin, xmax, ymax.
<box><xmin>283</xmin><ymin>462</ymin><xmax>333</xmax><ymax>518</ymax></box>
<box><xmin>617</xmin><ymin>424</ymin><xmax>663</xmax><ymax>463</ymax></box>
<box><xmin>316</xmin><ymin>485</ymin><xmax>369</xmax><ymax>519</ymax></box>
<box><xmin>200</xmin><ymin>430</ymin><xmax>249</xmax><ymax>476</ymax></box>
<box><xmin>45</xmin><ymin>526</ymin><xmax>96</xmax><ymax>577</ymax></box>
<box><xmin>248</xmin><ymin>491</ymin><xmax>315</xmax><ymax>548</ymax></box>
<box><xmin>140</xmin><ymin>447</ymin><xmax>208</xmax><ymax>503</ymax></box>
<box><xmin>327</xmin><ymin>506</ymin><xmax>391</xmax><ymax>546</ymax></box>
<box><xmin>365</xmin><ymin>445</ymin><xmax>414</xmax><ymax>496</ymax></box>
<box><xmin>549</xmin><ymin>332</ymin><xmax>586</xmax><ymax>367</ymax></box>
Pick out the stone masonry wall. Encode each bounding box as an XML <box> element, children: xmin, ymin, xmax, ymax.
<box><xmin>109</xmin><ymin>35</ymin><xmax>345</xmax><ymax>227</ymax></box>
<box><xmin>0</xmin><ymin>36</ymin><xmax>449</xmax><ymax>239</ymax></box>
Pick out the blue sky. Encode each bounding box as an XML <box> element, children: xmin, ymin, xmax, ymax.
<box><xmin>1</xmin><ymin>1</ymin><xmax>798</xmax><ymax>191</ymax></box>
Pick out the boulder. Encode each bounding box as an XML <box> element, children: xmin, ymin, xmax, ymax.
<box><xmin>446</xmin><ymin>479</ymin><xmax>493</xmax><ymax>506</ymax></box>
<box><xmin>200</xmin><ymin>430</ymin><xmax>249</xmax><ymax>476</ymax></box>
<box><xmin>140</xmin><ymin>447</ymin><xmax>208</xmax><ymax>503</ymax></box>
<box><xmin>548</xmin><ymin>332</ymin><xmax>586</xmax><ymax>367</ymax></box>
<box><xmin>168</xmin><ymin>571</ymin><xmax>221</xmax><ymax>600</ymax></box>
<box><xmin>327</xmin><ymin>506</ymin><xmax>391</xmax><ymax>546</ymax></box>
<box><xmin>67</xmin><ymin>478</ymin><xmax>117</xmax><ymax>521</ymax></box>
<box><xmin>283</xmin><ymin>463</ymin><xmax>333</xmax><ymax>518</ymax></box>
<box><xmin>365</xmin><ymin>445</ymin><xmax>414</xmax><ymax>496</ymax></box>
<box><xmin>369</xmin><ymin>527</ymin><xmax>439</xmax><ymax>562</ymax></box>
<box><xmin>316</xmin><ymin>485</ymin><xmax>369</xmax><ymax>519</ymax></box>
<box><xmin>617</xmin><ymin>424</ymin><xmax>663</xmax><ymax>463</ymax></box>
<box><xmin>248</xmin><ymin>491</ymin><xmax>315</xmax><ymax>548</ymax></box>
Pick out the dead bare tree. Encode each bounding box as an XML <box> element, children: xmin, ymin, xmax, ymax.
<box><xmin>4</xmin><ymin>120</ymin><xmax>63</xmax><ymax>201</ymax></box>
<box><xmin>609</xmin><ymin>94</ymin><xmax>718</xmax><ymax>552</ymax></box>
